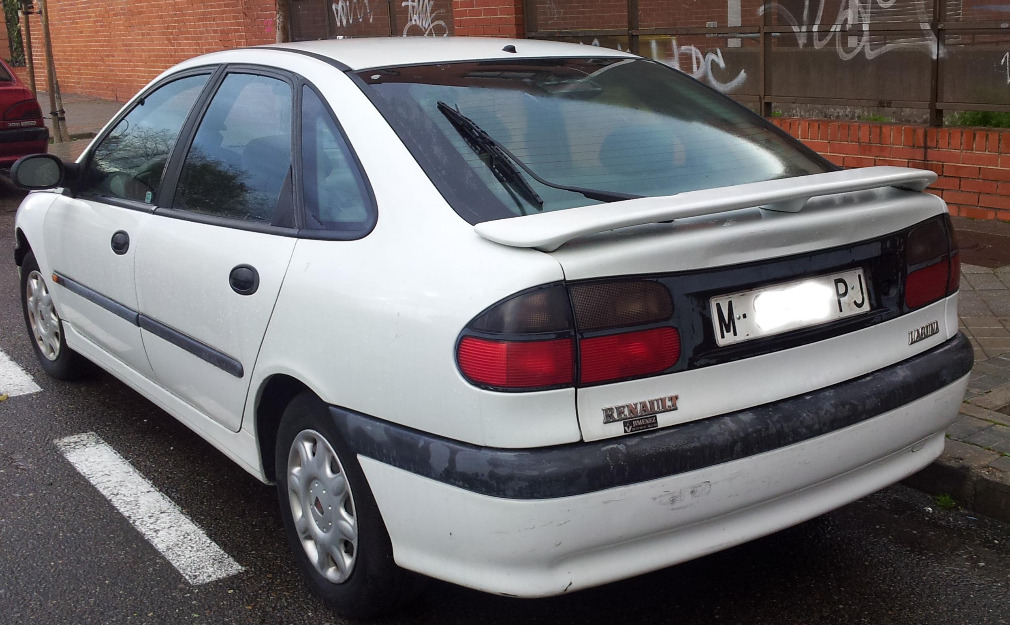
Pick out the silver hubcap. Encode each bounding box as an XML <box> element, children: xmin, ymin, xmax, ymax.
<box><xmin>25</xmin><ymin>270</ymin><xmax>61</xmax><ymax>361</ymax></box>
<box><xmin>287</xmin><ymin>430</ymin><xmax>358</xmax><ymax>583</ymax></box>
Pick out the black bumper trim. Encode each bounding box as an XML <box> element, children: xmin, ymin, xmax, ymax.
<box><xmin>0</xmin><ymin>125</ymin><xmax>48</xmax><ymax>142</ymax></box>
<box><xmin>330</xmin><ymin>333</ymin><xmax>973</xmax><ymax>500</ymax></box>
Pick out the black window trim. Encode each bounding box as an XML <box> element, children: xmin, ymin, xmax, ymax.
<box><xmin>157</xmin><ymin>64</ymin><xmax>300</xmax><ymax>231</ymax></box>
<box><xmin>74</xmin><ymin>65</ymin><xmax>223</xmax><ymax>213</ymax></box>
<box><xmin>149</xmin><ymin>63</ymin><xmax>378</xmax><ymax>241</ymax></box>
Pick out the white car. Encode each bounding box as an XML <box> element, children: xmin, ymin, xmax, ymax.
<box><xmin>13</xmin><ymin>38</ymin><xmax>971</xmax><ymax>617</ymax></box>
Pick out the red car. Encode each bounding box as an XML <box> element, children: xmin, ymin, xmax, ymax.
<box><xmin>0</xmin><ymin>58</ymin><xmax>47</xmax><ymax>169</ymax></box>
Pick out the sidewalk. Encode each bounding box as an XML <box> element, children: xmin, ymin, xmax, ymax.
<box><xmin>904</xmin><ymin>217</ymin><xmax>1010</xmax><ymax>522</ymax></box>
<box><xmin>36</xmin><ymin>90</ymin><xmax>124</xmax><ymax>162</ymax></box>
<box><xmin>27</xmin><ymin>91</ymin><xmax>1010</xmax><ymax>523</ymax></box>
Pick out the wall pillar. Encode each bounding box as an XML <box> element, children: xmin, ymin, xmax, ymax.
<box><xmin>452</xmin><ymin>0</ymin><xmax>523</xmax><ymax>37</ymax></box>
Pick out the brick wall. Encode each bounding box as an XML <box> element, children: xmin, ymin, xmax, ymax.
<box><xmin>772</xmin><ymin>118</ymin><xmax>1010</xmax><ymax>221</ymax></box>
<box><xmin>453</xmin><ymin>0</ymin><xmax>522</xmax><ymax>37</ymax></box>
<box><xmin>23</xmin><ymin>0</ymin><xmax>276</xmax><ymax>102</ymax></box>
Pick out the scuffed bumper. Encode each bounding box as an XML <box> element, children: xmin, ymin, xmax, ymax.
<box><xmin>338</xmin><ymin>334</ymin><xmax>972</xmax><ymax>596</ymax></box>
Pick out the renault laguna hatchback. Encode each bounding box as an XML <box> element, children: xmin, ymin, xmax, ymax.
<box><xmin>12</xmin><ymin>38</ymin><xmax>971</xmax><ymax>617</ymax></box>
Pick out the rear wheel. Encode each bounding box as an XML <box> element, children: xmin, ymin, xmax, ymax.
<box><xmin>20</xmin><ymin>251</ymin><xmax>87</xmax><ymax>380</ymax></box>
<box><xmin>275</xmin><ymin>391</ymin><xmax>420</xmax><ymax>618</ymax></box>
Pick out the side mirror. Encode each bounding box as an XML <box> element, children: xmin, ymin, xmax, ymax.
<box><xmin>11</xmin><ymin>153</ymin><xmax>76</xmax><ymax>190</ymax></box>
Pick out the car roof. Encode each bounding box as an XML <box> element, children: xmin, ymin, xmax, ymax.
<box><xmin>262</xmin><ymin>37</ymin><xmax>636</xmax><ymax>71</ymax></box>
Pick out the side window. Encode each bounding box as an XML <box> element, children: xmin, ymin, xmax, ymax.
<box><xmin>301</xmin><ymin>86</ymin><xmax>372</xmax><ymax>232</ymax></box>
<box><xmin>80</xmin><ymin>74</ymin><xmax>209</xmax><ymax>203</ymax></box>
<box><xmin>173</xmin><ymin>74</ymin><xmax>293</xmax><ymax>224</ymax></box>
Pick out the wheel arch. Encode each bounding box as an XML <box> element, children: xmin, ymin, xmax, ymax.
<box><xmin>15</xmin><ymin>227</ymin><xmax>31</xmax><ymax>267</ymax></box>
<box><xmin>255</xmin><ymin>373</ymin><xmax>312</xmax><ymax>482</ymax></box>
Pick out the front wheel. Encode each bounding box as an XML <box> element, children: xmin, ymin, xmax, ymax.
<box><xmin>20</xmin><ymin>251</ymin><xmax>87</xmax><ymax>380</ymax></box>
<box><xmin>275</xmin><ymin>391</ymin><xmax>420</xmax><ymax>618</ymax></box>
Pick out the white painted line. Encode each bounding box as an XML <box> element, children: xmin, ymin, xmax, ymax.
<box><xmin>55</xmin><ymin>432</ymin><xmax>243</xmax><ymax>585</ymax></box>
<box><xmin>0</xmin><ymin>348</ymin><xmax>41</xmax><ymax>397</ymax></box>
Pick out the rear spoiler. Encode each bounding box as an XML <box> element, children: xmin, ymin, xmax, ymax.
<box><xmin>474</xmin><ymin>166</ymin><xmax>937</xmax><ymax>252</ymax></box>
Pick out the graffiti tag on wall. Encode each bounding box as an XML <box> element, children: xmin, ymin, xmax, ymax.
<box><xmin>644</xmin><ymin>0</ymin><xmax>936</xmax><ymax>94</ymax></box>
<box><xmin>332</xmin><ymin>0</ymin><xmax>375</xmax><ymax>29</ymax></box>
<box><xmin>331</xmin><ymin>0</ymin><xmax>448</xmax><ymax>36</ymax></box>
<box><xmin>650</xmin><ymin>39</ymin><xmax>748</xmax><ymax>93</ymax></box>
<box><xmin>759</xmin><ymin>0</ymin><xmax>936</xmax><ymax>62</ymax></box>
<box><xmin>401</xmin><ymin>0</ymin><xmax>448</xmax><ymax>36</ymax></box>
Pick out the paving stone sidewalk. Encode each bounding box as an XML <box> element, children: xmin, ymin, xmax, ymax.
<box><xmin>904</xmin><ymin>260</ymin><xmax>1010</xmax><ymax>522</ymax></box>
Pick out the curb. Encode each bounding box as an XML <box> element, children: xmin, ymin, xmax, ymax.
<box><xmin>903</xmin><ymin>439</ymin><xmax>1010</xmax><ymax>523</ymax></box>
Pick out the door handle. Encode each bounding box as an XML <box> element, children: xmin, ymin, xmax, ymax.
<box><xmin>229</xmin><ymin>264</ymin><xmax>259</xmax><ymax>295</ymax></box>
<box><xmin>111</xmin><ymin>230</ymin><xmax>130</xmax><ymax>255</ymax></box>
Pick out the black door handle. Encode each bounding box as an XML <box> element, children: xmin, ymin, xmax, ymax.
<box><xmin>229</xmin><ymin>264</ymin><xmax>259</xmax><ymax>295</ymax></box>
<box><xmin>111</xmin><ymin>231</ymin><xmax>130</xmax><ymax>255</ymax></box>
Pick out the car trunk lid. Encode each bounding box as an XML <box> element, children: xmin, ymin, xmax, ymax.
<box><xmin>474</xmin><ymin>168</ymin><xmax>957</xmax><ymax>442</ymax></box>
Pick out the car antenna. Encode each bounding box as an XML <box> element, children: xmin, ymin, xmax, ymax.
<box><xmin>502</xmin><ymin>45</ymin><xmax>517</xmax><ymax>53</ymax></box>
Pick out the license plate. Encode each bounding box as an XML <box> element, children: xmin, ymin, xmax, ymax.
<box><xmin>710</xmin><ymin>268</ymin><xmax>871</xmax><ymax>347</ymax></box>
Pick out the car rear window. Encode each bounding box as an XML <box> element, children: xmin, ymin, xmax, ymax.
<box><xmin>357</xmin><ymin>58</ymin><xmax>829</xmax><ymax>225</ymax></box>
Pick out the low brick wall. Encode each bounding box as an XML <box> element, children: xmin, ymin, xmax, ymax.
<box><xmin>772</xmin><ymin>118</ymin><xmax>1010</xmax><ymax>221</ymax></box>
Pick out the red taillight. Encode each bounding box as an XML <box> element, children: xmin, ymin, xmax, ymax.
<box><xmin>947</xmin><ymin>224</ymin><xmax>961</xmax><ymax>295</ymax></box>
<box><xmin>948</xmin><ymin>252</ymin><xmax>961</xmax><ymax>294</ymax></box>
<box><xmin>457</xmin><ymin>281</ymin><xmax>680</xmax><ymax>390</ymax></box>
<box><xmin>4</xmin><ymin>98</ymin><xmax>42</xmax><ymax>121</ymax></box>
<box><xmin>905</xmin><ymin>259</ymin><xmax>949</xmax><ymax>309</ymax></box>
<box><xmin>904</xmin><ymin>216</ymin><xmax>958</xmax><ymax>310</ymax></box>
<box><xmin>580</xmin><ymin>328</ymin><xmax>680</xmax><ymax>385</ymax></box>
<box><xmin>457</xmin><ymin>336</ymin><xmax>574</xmax><ymax>388</ymax></box>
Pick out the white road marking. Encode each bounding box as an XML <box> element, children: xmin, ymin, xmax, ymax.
<box><xmin>55</xmin><ymin>432</ymin><xmax>244</xmax><ymax>585</ymax></box>
<box><xmin>0</xmin><ymin>348</ymin><xmax>41</xmax><ymax>397</ymax></box>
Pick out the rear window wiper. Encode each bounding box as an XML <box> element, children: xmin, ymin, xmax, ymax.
<box><xmin>437</xmin><ymin>101</ymin><xmax>543</xmax><ymax>209</ymax></box>
<box><xmin>437</xmin><ymin>101</ymin><xmax>638</xmax><ymax>207</ymax></box>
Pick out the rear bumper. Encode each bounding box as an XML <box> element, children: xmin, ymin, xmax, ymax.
<box><xmin>0</xmin><ymin>125</ymin><xmax>48</xmax><ymax>167</ymax></box>
<box><xmin>333</xmin><ymin>333</ymin><xmax>972</xmax><ymax>596</ymax></box>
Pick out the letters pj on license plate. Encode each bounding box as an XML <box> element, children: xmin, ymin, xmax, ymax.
<box><xmin>710</xmin><ymin>269</ymin><xmax>870</xmax><ymax>347</ymax></box>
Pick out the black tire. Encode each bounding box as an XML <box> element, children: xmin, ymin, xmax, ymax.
<box><xmin>275</xmin><ymin>391</ymin><xmax>421</xmax><ymax>618</ymax></box>
<box><xmin>20</xmin><ymin>251</ymin><xmax>88</xmax><ymax>380</ymax></box>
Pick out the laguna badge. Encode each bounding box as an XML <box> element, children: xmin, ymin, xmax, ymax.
<box><xmin>602</xmin><ymin>395</ymin><xmax>679</xmax><ymax>424</ymax></box>
<box><xmin>908</xmin><ymin>320</ymin><xmax>939</xmax><ymax>345</ymax></box>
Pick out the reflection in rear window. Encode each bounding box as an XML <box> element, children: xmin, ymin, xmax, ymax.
<box><xmin>358</xmin><ymin>58</ymin><xmax>829</xmax><ymax>224</ymax></box>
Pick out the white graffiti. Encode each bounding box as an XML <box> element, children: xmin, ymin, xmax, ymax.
<box><xmin>332</xmin><ymin>0</ymin><xmax>374</xmax><ymax>28</ymax></box>
<box><xmin>758</xmin><ymin>0</ymin><xmax>937</xmax><ymax>61</ymax></box>
<box><xmin>402</xmin><ymin>0</ymin><xmax>448</xmax><ymax>36</ymax></box>
<box><xmin>650</xmin><ymin>39</ymin><xmax>748</xmax><ymax>93</ymax></box>
<box><xmin>1003</xmin><ymin>52</ymin><xmax>1010</xmax><ymax>85</ymax></box>
<box><xmin>642</xmin><ymin>0</ymin><xmax>938</xmax><ymax>94</ymax></box>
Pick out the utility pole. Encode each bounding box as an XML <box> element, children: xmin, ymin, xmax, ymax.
<box><xmin>18</xmin><ymin>1</ymin><xmax>35</xmax><ymax>97</ymax></box>
<box><xmin>36</xmin><ymin>0</ymin><xmax>68</xmax><ymax>142</ymax></box>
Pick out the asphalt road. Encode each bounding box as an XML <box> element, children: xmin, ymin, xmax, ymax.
<box><xmin>1</xmin><ymin>179</ymin><xmax>1009</xmax><ymax>625</ymax></box>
